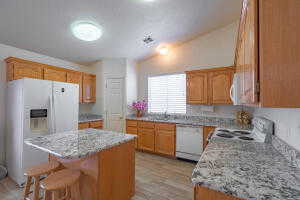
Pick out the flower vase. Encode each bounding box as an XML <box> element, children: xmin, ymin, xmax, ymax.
<box><xmin>136</xmin><ymin>110</ymin><xmax>143</xmax><ymax>118</ymax></box>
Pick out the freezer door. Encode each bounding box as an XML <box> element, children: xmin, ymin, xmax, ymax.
<box><xmin>23</xmin><ymin>78</ymin><xmax>53</xmax><ymax>138</ymax></box>
<box><xmin>52</xmin><ymin>81</ymin><xmax>79</xmax><ymax>133</ymax></box>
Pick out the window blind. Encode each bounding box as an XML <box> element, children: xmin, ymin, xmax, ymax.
<box><xmin>148</xmin><ymin>74</ymin><xmax>186</xmax><ymax>114</ymax></box>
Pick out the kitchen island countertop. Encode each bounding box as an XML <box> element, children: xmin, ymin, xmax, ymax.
<box><xmin>25</xmin><ymin>128</ymin><xmax>136</xmax><ymax>159</ymax></box>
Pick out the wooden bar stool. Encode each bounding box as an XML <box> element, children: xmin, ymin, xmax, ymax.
<box><xmin>40</xmin><ymin>169</ymin><xmax>81</xmax><ymax>200</ymax></box>
<box><xmin>24</xmin><ymin>161</ymin><xmax>60</xmax><ymax>200</ymax></box>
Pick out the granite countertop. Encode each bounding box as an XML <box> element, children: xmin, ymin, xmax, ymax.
<box><xmin>24</xmin><ymin>129</ymin><xmax>136</xmax><ymax>159</ymax></box>
<box><xmin>126</xmin><ymin>114</ymin><xmax>251</xmax><ymax>130</ymax></box>
<box><xmin>79</xmin><ymin>114</ymin><xmax>103</xmax><ymax>123</ymax></box>
<box><xmin>191</xmin><ymin>137</ymin><xmax>300</xmax><ymax>200</ymax></box>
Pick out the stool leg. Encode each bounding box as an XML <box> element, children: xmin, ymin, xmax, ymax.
<box><xmin>33</xmin><ymin>176</ymin><xmax>40</xmax><ymax>200</ymax></box>
<box><xmin>23</xmin><ymin>176</ymin><xmax>32</xmax><ymax>200</ymax></box>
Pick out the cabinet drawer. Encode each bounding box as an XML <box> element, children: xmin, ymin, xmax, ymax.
<box><xmin>78</xmin><ymin>122</ymin><xmax>89</xmax><ymax>130</ymax></box>
<box><xmin>155</xmin><ymin>123</ymin><xmax>176</xmax><ymax>131</ymax></box>
<box><xmin>138</xmin><ymin>121</ymin><xmax>155</xmax><ymax>129</ymax></box>
<box><xmin>90</xmin><ymin>121</ymin><xmax>103</xmax><ymax>128</ymax></box>
<box><xmin>126</xmin><ymin>120</ymin><xmax>138</xmax><ymax>128</ymax></box>
<box><xmin>126</xmin><ymin>127</ymin><xmax>138</xmax><ymax>134</ymax></box>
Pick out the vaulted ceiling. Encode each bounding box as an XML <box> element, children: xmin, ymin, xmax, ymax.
<box><xmin>0</xmin><ymin>0</ymin><xmax>242</xmax><ymax>64</ymax></box>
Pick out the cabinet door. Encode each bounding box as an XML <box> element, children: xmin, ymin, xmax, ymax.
<box><xmin>44</xmin><ymin>68</ymin><xmax>67</xmax><ymax>82</ymax></box>
<box><xmin>13</xmin><ymin>62</ymin><xmax>43</xmax><ymax>80</ymax></box>
<box><xmin>78</xmin><ymin>122</ymin><xmax>89</xmax><ymax>130</ymax></box>
<box><xmin>203</xmin><ymin>126</ymin><xmax>215</xmax><ymax>150</ymax></box>
<box><xmin>209</xmin><ymin>69</ymin><xmax>234</xmax><ymax>105</ymax></box>
<box><xmin>235</xmin><ymin>0</ymin><xmax>258</xmax><ymax>105</ymax></box>
<box><xmin>155</xmin><ymin>130</ymin><xmax>175</xmax><ymax>156</ymax></box>
<box><xmin>138</xmin><ymin>128</ymin><xmax>155</xmax><ymax>152</ymax></box>
<box><xmin>90</xmin><ymin>120</ymin><xmax>103</xmax><ymax>129</ymax></box>
<box><xmin>186</xmin><ymin>72</ymin><xmax>208</xmax><ymax>104</ymax></box>
<box><xmin>67</xmin><ymin>71</ymin><xmax>83</xmax><ymax>103</ymax></box>
<box><xmin>126</xmin><ymin>127</ymin><xmax>138</xmax><ymax>149</ymax></box>
<box><xmin>82</xmin><ymin>73</ymin><xmax>96</xmax><ymax>103</ymax></box>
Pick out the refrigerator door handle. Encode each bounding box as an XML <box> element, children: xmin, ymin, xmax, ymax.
<box><xmin>49</xmin><ymin>94</ymin><xmax>55</xmax><ymax>134</ymax></box>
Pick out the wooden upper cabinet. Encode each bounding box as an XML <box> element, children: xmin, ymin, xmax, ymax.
<box><xmin>5</xmin><ymin>57</ymin><xmax>43</xmax><ymax>81</ymax></box>
<box><xmin>44</xmin><ymin>67</ymin><xmax>67</xmax><ymax>82</ymax></box>
<box><xmin>186</xmin><ymin>72</ymin><xmax>208</xmax><ymax>104</ymax></box>
<box><xmin>258</xmin><ymin>0</ymin><xmax>300</xmax><ymax>107</ymax></box>
<box><xmin>186</xmin><ymin>67</ymin><xmax>235</xmax><ymax>105</ymax></box>
<box><xmin>209</xmin><ymin>68</ymin><xmax>234</xmax><ymax>105</ymax></box>
<box><xmin>234</xmin><ymin>0</ymin><xmax>300</xmax><ymax>107</ymax></box>
<box><xmin>235</xmin><ymin>0</ymin><xmax>258</xmax><ymax>105</ymax></box>
<box><xmin>67</xmin><ymin>71</ymin><xmax>83</xmax><ymax>103</ymax></box>
<box><xmin>82</xmin><ymin>73</ymin><xmax>96</xmax><ymax>103</ymax></box>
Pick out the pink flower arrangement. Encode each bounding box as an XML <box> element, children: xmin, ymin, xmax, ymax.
<box><xmin>131</xmin><ymin>100</ymin><xmax>147</xmax><ymax>111</ymax></box>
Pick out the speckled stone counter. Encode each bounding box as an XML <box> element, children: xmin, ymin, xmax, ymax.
<box><xmin>126</xmin><ymin>114</ymin><xmax>251</xmax><ymax>130</ymax></box>
<box><xmin>191</xmin><ymin>137</ymin><xmax>300</xmax><ymax>200</ymax></box>
<box><xmin>25</xmin><ymin>128</ymin><xmax>136</xmax><ymax>159</ymax></box>
<box><xmin>78</xmin><ymin>114</ymin><xmax>103</xmax><ymax>123</ymax></box>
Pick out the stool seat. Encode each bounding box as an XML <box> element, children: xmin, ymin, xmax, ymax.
<box><xmin>23</xmin><ymin>161</ymin><xmax>60</xmax><ymax>200</ymax></box>
<box><xmin>25</xmin><ymin>161</ymin><xmax>60</xmax><ymax>177</ymax></box>
<box><xmin>40</xmin><ymin>169</ymin><xmax>81</xmax><ymax>191</ymax></box>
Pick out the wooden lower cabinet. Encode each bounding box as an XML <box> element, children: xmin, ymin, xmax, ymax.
<box><xmin>78</xmin><ymin>122</ymin><xmax>90</xmax><ymax>130</ymax></box>
<box><xmin>78</xmin><ymin>120</ymin><xmax>103</xmax><ymax>130</ymax></box>
<box><xmin>126</xmin><ymin>120</ymin><xmax>215</xmax><ymax>157</ymax></box>
<box><xmin>126</xmin><ymin>127</ymin><xmax>138</xmax><ymax>148</ymax></box>
<box><xmin>194</xmin><ymin>186</ymin><xmax>243</xmax><ymax>200</ymax></box>
<box><xmin>126</xmin><ymin>120</ymin><xmax>176</xmax><ymax>157</ymax></box>
<box><xmin>138</xmin><ymin>128</ymin><xmax>155</xmax><ymax>152</ymax></box>
<box><xmin>155</xmin><ymin>123</ymin><xmax>176</xmax><ymax>156</ymax></box>
<box><xmin>203</xmin><ymin>126</ymin><xmax>215</xmax><ymax>150</ymax></box>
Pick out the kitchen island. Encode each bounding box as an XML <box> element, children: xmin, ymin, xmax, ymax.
<box><xmin>25</xmin><ymin>128</ymin><xmax>137</xmax><ymax>200</ymax></box>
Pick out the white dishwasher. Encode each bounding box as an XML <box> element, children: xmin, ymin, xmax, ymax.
<box><xmin>176</xmin><ymin>124</ymin><xmax>203</xmax><ymax>161</ymax></box>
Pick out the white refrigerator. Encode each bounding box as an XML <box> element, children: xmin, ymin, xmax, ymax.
<box><xmin>6</xmin><ymin>78</ymin><xmax>79</xmax><ymax>186</ymax></box>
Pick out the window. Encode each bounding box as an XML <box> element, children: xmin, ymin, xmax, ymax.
<box><xmin>148</xmin><ymin>74</ymin><xmax>186</xmax><ymax>114</ymax></box>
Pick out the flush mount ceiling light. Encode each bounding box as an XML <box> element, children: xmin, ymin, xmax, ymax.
<box><xmin>71</xmin><ymin>21</ymin><xmax>102</xmax><ymax>42</ymax></box>
<box><xmin>157</xmin><ymin>46</ymin><xmax>169</xmax><ymax>55</ymax></box>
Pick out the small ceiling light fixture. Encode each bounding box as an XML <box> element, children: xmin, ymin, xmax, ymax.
<box><xmin>71</xmin><ymin>21</ymin><xmax>102</xmax><ymax>42</ymax></box>
<box><xmin>157</xmin><ymin>46</ymin><xmax>169</xmax><ymax>55</ymax></box>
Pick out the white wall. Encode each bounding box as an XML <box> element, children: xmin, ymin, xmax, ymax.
<box><xmin>138</xmin><ymin>22</ymin><xmax>240</xmax><ymax>118</ymax></box>
<box><xmin>126</xmin><ymin>59</ymin><xmax>138</xmax><ymax>114</ymax></box>
<box><xmin>0</xmin><ymin>43</ymin><xmax>93</xmax><ymax>165</ymax></box>
<box><xmin>254</xmin><ymin>108</ymin><xmax>300</xmax><ymax>151</ymax></box>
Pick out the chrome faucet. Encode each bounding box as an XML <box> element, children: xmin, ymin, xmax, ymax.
<box><xmin>163</xmin><ymin>111</ymin><xmax>169</xmax><ymax>119</ymax></box>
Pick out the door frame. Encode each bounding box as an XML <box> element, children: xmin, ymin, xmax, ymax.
<box><xmin>104</xmin><ymin>76</ymin><xmax>126</xmax><ymax>132</ymax></box>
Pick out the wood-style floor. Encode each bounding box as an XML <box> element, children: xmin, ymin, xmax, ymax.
<box><xmin>0</xmin><ymin>152</ymin><xmax>196</xmax><ymax>200</ymax></box>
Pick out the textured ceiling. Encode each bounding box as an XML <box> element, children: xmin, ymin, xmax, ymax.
<box><xmin>0</xmin><ymin>0</ymin><xmax>242</xmax><ymax>64</ymax></box>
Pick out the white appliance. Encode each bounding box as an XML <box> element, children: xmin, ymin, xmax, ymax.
<box><xmin>176</xmin><ymin>125</ymin><xmax>203</xmax><ymax>161</ymax></box>
<box><xmin>230</xmin><ymin>73</ymin><xmax>241</xmax><ymax>105</ymax></box>
<box><xmin>6</xmin><ymin>78</ymin><xmax>79</xmax><ymax>186</ymax></box>
<box><xmin>211</xmin><ymin>117</ymin><xmax>274</xmax><ymax>143</ymax></box>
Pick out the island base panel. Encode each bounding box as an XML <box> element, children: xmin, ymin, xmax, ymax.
<box><xmin>49</xmin><ymin>140</ymin><xmax>135</xmax><ymax>200</ymax></box>
<box><xmin>194</xmin><ymin>186</ymin><xmax>243</xmax><ymax>200</ymax></box>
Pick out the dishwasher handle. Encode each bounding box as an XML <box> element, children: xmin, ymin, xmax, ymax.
<box><xmin>176</xmin><ymin>124</ymin><xmax>202</xmax><ymax>128</ymax></box>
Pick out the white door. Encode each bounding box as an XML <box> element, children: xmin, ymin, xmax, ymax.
<box><xmin>52</xmin><ymin>81</ymin><xmax>79</xmax><ymax>133</ymax></box>
<box><xmin>105</xmin><ymin>78</ymin><xmax>124</xmax><ymax>132</ymax></box>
